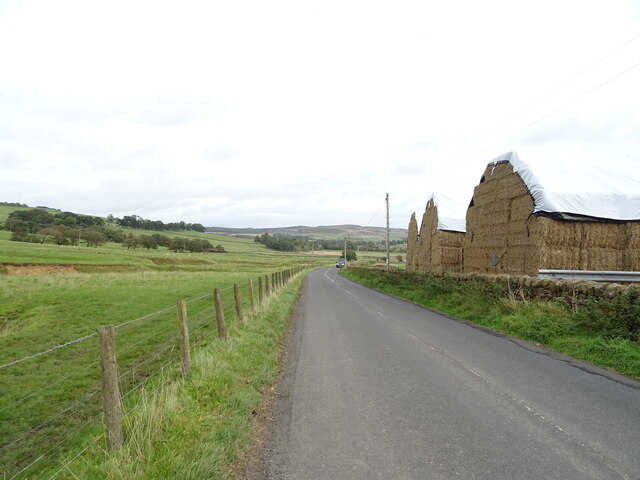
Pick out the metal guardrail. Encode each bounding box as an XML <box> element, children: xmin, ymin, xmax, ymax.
<box><xmin>538</xmin><ymin>269</ymin><xmax>640</xmax><ymax>283</ymax></box>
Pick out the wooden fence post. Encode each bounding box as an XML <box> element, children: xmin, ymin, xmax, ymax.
<box><xmin>265</xmin><ymin>275</ymin><xmax>270</xmax><ymax>297</ymax></box>
<box><xmin>258</xmin><ymin>276</ymin><xmax>263</xmax><ymax>303</ymax></box>
<box><xmin>248</xmin><ymin>279</ymin><xmax>255</xmax><ymax>310</ymax></box>
<box><xmin>99</xmin><ymin>325</ymin><xmax>122</xmax><ymax>450</ymax></box>
<box><xmin>176</xmin><ymin>300</ymin><xmax>191</xmax><ymax>378</ymax></box>
<box><xmin>233</xmin><ymin>283</ymin><xmax>244</xmax><ymax>323</ymax></box>
<box><xmin>214</xmin><ymin>288</ymin><xmax>227</xmax><ymax>339</ymax></box>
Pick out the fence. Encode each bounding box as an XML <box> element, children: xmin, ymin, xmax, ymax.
<box><xmin>0</xmin><ymin>266</ymin><xmax>305</xmax><ymax>479</ymax></box>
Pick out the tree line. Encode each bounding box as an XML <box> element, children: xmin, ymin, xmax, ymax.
<box><xmin>3</xmin><ymin>208</ymin><xmax>223</xmax><ymax>252</ymax></box>
<box><xmin>123</xmin><ymin>234</ymin><xmax>225</xmax><ymax>253</ymax></box>
<box><xmin>254</xmin><ymin>232</ymin><xmax>406</xmax><ymax>253</ymax></box>
<box><xmin>113</xmin><ymin>214</ymin><xmax>205</xmax><ymax>233</ymax></box>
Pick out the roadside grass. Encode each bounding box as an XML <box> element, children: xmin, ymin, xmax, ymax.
<box><xmin>64</xmin><ymin>273</ymin><xmax>304</xmax><ymax>479</ymax></box>
<box><xmin>341</xmin><ymin>268</ymin><xmax>640</xmax><ymax>379</ymax></box>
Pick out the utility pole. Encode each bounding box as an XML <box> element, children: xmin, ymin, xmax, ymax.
<box><xmin>344</xmin><ymin>237</ymin><xmax>347</xmax><ymax>268</ymax></box>
<box><xmin>386</xmin><ymin>193</ymin><xmax>390</xmax><ymax>271</ymax></box>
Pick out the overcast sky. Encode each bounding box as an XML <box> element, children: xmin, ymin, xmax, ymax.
<box><xmin>1</xmin><ymin>0</ymin><xmax>639</xmax><ymax>229</ymax></box>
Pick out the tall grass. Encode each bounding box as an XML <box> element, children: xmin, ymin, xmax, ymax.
<box><xmin>342</xmin><ymin>268</ymin><xmax>640</xmax><ymax>378</ymax></box>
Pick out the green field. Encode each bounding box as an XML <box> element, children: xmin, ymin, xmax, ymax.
<box><xmin>0</xmin><ymin>228</ymin><xmax>331</xmax><ymax>478</ymax></box>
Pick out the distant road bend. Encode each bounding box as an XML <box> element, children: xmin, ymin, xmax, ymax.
<box><xmin>248</xmin><ymin>268</ymin><xmax>640</xmax><ymax>480</ymax></box>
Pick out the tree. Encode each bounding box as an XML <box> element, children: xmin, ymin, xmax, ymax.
<box><xmin>82</xmin><ymin>230</ymin><xmax>107</xmax><ymax>247</ymax></box>
<box><xmin>9</xmin><ymin>225</ymin><xmax>29</xmax><ymax>242</ymax></box>
<box><xmin>6</xmin><ymin>209</ymin><xmax>55</xmax><ymax>233</ymax></box>
<box><xmin>151</xmin><ymin>234</ymin><xmax>170</xmax><ymax>247</ymax></box>
<box><xmin>342</xmin><ymin>249</ymin><xmax>358</xmax><ymax>261</ymax></box>
<box><xmin>123</xmin><ymin>234</ymin><xmax>140</xmax><ymax>250</ymax></box>
<box><xmin>187</xmin><ymin>239</ymin><xmax>214</xmax><ymax>252</ymax></box>
<box><xmin>39</xmin><ymin>226</ymin><xmax>66</xmax><ymax>245</ymax></box>
<box><xmin>99</xmin><ymin>226</ymin><xmax>126</xmax><ymax>243</ymax></box>
<box><xmin>139</xmin><ymin>235</ymin><xmax>158</xmax><ymax>250</ymax></box>
<box><xmin>168</xmin><ymin>238</ymin><xmax>188</xmax><ymax>252</ymax></box>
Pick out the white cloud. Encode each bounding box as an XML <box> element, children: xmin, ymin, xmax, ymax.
<box><xmin>1</xmin><ymin>0</ymin><xmax>639</xmax><ymax>228</ymax></box>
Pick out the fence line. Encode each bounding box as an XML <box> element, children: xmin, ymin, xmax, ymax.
<box><xmin>186</xmin><ymin>292</ymin><xmax>213</xmax><ymax>304</ymax></box>
<box><xmin>0</xmin><ymin>387</ymin><xmax>102</xmax><ymax>456</ymax></box>
<box><xmin>114</xmin><ymin>305</ymin><xmax>176</xmax><ymax>330</ymax></box>
<box><xmin>0</xmin><ymin>333</ymin><xmax>98</xmax><ymax>370</ymax></box>
<box><xmin>0</xmin><ymin>303</ymin><xmax>179</xmax><ymax>370</ymax></box>
<box><xmin>115</xmin><ymin>323</ymin><xmax>177</xmax><ymax>358</ymax></box>
<box><xmin>47</xmin><ymin>434</ymin><xmax>103</xmax><ymax>480</ymax></box>
<box><xmin>1</xmin><ymin>266</ymin><xmax>307</xmax><ymax>479</ymax></box>
<box><xmin>0</xmin><ymin>359</ymin><xmax>101</xmax><ymax>415</ymax></box>
<box><xmin>120</xmin><ymin>353</ymin><xmax>178</xmax><ymax>403</ymax></box>
<box><xmin>9</xmin><ymin>411</ymin><xmax>104</xmax><ymax>480</ymax></box>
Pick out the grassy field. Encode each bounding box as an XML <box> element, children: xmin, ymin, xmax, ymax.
<box><xmin>342</xmin><ymin>268</ymin><xmax>640</xmax><ymax>379</ymax></box>
<box><xmin>0</xmin><ymin>229</ymin><xmax>331</xmax><ymax>478</ymax></box>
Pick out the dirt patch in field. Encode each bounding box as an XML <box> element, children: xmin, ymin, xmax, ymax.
<box><xmin>2</xmin><ymin>264</ymin><xmax>81</xmax><ymax>275</ymax></box>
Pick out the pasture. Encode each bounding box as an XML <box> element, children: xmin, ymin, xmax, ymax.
<box><xmin>0</xmin><ymin>230</ymin><xmax>330</xmax><ymax>478</ymax></box>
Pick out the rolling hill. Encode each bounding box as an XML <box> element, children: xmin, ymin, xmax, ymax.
<box><xmin>206</xmin><ymin>224</ymin><xmax>407</xmax><ymax>242</ymax></box>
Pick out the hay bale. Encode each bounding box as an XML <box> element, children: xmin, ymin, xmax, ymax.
<box><xmin>407</xmin><ymin>198</ymin><xmax>465</xmax><ymax>274</ymax></box>
<box><xmin>464</xmin><ymin>162</ymin><xmax>542</xmax><ymax>275</ymax></box>
<box><xmin>464</xmin><ymin>159</ymin><xmax>640</xmax><ymax>275</ymax></box>
<box><xmin>406</xmin><ymin>213</ymin><xmax>418</xmax><ymax>272</ymax></box>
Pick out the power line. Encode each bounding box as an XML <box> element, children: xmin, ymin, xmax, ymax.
<box><xmin>468</xmin><ymin>57</ymin><xmax>640</xmax><ymax>161</ymax></box>
<box><xmin>415</xmin><ymin>55</ymin><xmax>640</xmax><ymax>189</ymax></box>
<box><xmin>364</xmin><ymin>201</ymin><xmax>385</xmax><ymax>227</ymax></box>
<box><xmin>447</xmin><ymin>30</ymin><xmax>640</xmax><ymax>161</ymax></box>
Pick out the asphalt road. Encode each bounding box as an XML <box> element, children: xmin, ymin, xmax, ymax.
<box><xmin>247</xmin><ymin>268</ymin><xmax>640</xmax><ymax>480</ymax></box>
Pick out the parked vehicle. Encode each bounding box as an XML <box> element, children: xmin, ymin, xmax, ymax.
<box><xmin>336</xmin><ymin>257</ymin><xmax>345</xmax><ymax>268</ymax></box>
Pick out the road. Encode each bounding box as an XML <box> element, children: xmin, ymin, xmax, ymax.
<box><xmin>247</xmin><ymin>268</ymin><xmax>640</xmax><ymax>479</ymax></box>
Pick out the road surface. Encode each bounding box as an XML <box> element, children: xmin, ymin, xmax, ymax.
<box><xmin>247</xmin><ymin>268</ymin><xmax>640</xmax><ymax>479</ymax></box>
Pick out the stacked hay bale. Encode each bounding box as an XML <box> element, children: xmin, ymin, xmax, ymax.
<box><xmin>406</xmin><ymin>212</ymin><xmax>418</xmax><ymax>270</ymax></box>
<box><xmin>464</xmin><ymin>151</ymin><xmax>640</xmax><ymax>276</ymax></box>
<box><xmin>407</xmin><ymin>194</ymin><xmax>466</xmax><ymax>274</ymax></box>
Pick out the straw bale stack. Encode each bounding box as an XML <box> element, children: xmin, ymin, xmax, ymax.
<box><xmin>464</xmin><ymin>161</ymin><xmax>640</xmax><ymax>276</ymax></box>
<box><xmin>406</xmin><ymin>213</ymin><xmax>418</xmax><ymax>270</ymax></box>
<box><xmin>406</xmin><ymin>199</ymin><xmax>465</xmax><ymax>274</ymax></box>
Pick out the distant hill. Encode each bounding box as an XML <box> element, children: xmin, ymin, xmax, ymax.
<box><xmin>206</xmin><ymin>224</ymin><xmax>407</xmax><ymax>242</ymax></box>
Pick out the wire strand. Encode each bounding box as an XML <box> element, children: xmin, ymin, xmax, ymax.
<box><xmin>0</xmin><ymin>333</ymin><xmax>97</xmax><ymax>370</ymax></box>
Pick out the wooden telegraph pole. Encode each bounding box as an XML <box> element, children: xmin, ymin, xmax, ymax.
<box><xmin>386</xmin><ymin>193</ymin><xmax>390</xmax><ymax>271</ymax></box>
<box><xmin>344</xmin><ymin>237</ymin><xmax>347</xmax><ymax>268</ymax></box>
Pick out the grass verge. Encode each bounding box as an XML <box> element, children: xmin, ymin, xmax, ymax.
<box><xmin>63</xmin><ymin>272</ymin><xmax>305</xmax><ymax>479</ymax></box>
<box><xmin>342</xmin><ymin>268</ymin><xmax>640</xmax><ymax>379</ymax></box>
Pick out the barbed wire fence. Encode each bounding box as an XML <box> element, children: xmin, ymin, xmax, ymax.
<box><xmin>0</xmin><ymin>266</ymin><xmax>305</xmax><ymax>479</ymax></box>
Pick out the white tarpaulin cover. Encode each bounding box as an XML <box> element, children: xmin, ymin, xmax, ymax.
<box><xmin>430</xmin><ymin>192</ymin><xmax>467</xmax><ymax>232</ymax></box>
<box><xmin>488</xmin><ymin>151</ymin><xmax>640</xmax><ymax>222</ymax></box>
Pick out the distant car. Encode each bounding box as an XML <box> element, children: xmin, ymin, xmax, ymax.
<box><xmin>336</xmin><ymin>258</ymin><xmax>345</xmax><ymax>268</ymax></box>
